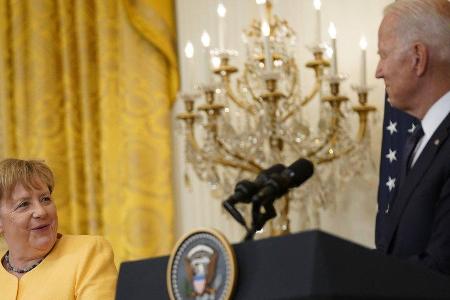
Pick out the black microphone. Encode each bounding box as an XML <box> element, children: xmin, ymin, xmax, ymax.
<box><xmin>251</xmin><ymin>158</ymin><xmax>314</xmax><ymax>206</ymax></box>
<box><xmin>224</xmin><ymin>163</ymin><xmax>285</xmax><ymax>205</ymax></box>
<box><xmin>222</xmin><ymin>164</ymin><xmax>285</xmax><ymax>227</ymax></box>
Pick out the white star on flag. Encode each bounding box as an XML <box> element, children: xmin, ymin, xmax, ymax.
<box><xmin>386</xmin><ymin>176</ymin><xmax>396</xmax><ymax>191</ymax></box>
<box><xmin>386</xmin><ymin>120</ymin><xmax>398</xmax><ymax>135</ymax></box>
<box><xmin>386</xmin><ymin>149</ymin><xmax>397</xmax><ymax>163</ymax></box>
<box><xmin>408</xmin><ymin>123</ymin><xmax>416</xmax><ymax>133</ymax></box>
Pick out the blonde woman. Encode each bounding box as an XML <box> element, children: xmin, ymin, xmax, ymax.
<box><xmin>0</xmin><ymin>158</ymin><xmax>117</xmax><ymax>299</ymax></box>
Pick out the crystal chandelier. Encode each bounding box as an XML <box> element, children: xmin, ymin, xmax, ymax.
<box><xmin>176</xmin><ymin>0</ymin><xmax>377</xmax><ymax>236</ymax></box>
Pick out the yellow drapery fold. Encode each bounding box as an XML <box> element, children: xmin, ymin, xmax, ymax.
<box><xmin>0</xmin><ymin>0</ymin><xmax>177</xmax><ymax>263</ymax></box>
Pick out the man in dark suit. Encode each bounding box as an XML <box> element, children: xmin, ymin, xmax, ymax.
<box><xmin>375</xmin><ymin>0</ymin><xmax>450</xmax><ymax>275</ymax></box>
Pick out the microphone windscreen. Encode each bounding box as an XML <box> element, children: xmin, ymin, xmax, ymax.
<box><xmin>255</xmin><ymin>163</ymin><xmax>285</xmax><ymax>183</ymax></box>
<box><xmin>286</xmin><ymin>158</ymin><xmax>314</xmax><ymax>187</ymax></box>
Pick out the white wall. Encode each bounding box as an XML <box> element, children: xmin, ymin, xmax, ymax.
<box><xmin>172</xmin><ymin>0</ymin><xmax>392</xmax><ymax>247</ymax></box>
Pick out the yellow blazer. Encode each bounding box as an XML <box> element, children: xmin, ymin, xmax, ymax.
<box><xmin>0</xmin><ymin>234</ymin><xmax>117</xmax><ymax>300</ymax></box>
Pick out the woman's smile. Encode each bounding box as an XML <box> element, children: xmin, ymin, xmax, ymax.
<box><xmin>31</xmin><ymin>224</ymin><xmax>50</xmax><ymax>231</ymax></box>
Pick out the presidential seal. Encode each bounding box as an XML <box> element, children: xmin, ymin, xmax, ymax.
<box><xmin>167</xmin><ymin>228</ymin><xmax>237</xmax><ymax>300</ymax></box>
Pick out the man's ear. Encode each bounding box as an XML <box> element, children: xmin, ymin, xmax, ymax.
<box><xmin>413</xmin><ymin>43</ymin><xmax>428</xmax><ymax>77</ymax></box>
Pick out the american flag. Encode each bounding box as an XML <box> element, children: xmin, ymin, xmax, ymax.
<box><xmin>377</xmin><ymin>94</ymin><xmax>418</xmax><ymax>214</ymax></box>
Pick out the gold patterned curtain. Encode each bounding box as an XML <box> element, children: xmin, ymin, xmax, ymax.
<box><xmin>0</xmin><ymin>0</ymin><xmax>178</xmax><ymax>263</ymax></box>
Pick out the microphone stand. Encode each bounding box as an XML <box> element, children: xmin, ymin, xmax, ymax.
<box><xmin>244</xmin><ymin>197</ymin><xmax>277</xmax><ymax>241</ymax></box>
<box><xmin>223</xmin><ymin>194</ymin><xmax>277</xmax><ymax>241</ymax></box>
<box><xmin>222</xmin><ymin>200</ymin><xmax>252</xmax><ymax>235</ymax></box>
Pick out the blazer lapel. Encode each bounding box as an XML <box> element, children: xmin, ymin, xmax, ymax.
<box><xmin>383</xmin><ymin>112</ymin><xmax>450</xmax><ymax>252</ymax></box>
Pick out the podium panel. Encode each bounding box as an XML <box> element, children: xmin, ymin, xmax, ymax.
<box><xmin>116</xmin><ymin>230</ymin><xmax>450</xmax><ymax>299</ymax></box>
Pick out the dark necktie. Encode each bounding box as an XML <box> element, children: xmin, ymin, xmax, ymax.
<box><xmin>402</xmin><ymin>123</ymin><xmax>424</xmax><ymax>174</ymax></box>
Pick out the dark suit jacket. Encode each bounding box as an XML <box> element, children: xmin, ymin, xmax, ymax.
<box><xmin>376</xmin><ymin>111</ymin><xmax>450</xmax><ymax>275</ymax></box>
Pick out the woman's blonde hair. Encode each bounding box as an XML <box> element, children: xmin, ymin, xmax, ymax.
<box><xmin>0</xmin><ymin>158</ymin><xmax>54</xmax><ymax>202</ymax></box>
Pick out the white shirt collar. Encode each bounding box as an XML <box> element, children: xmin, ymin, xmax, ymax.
<box><xmin>411</xmin><ymin>89</ymin><xmax>450</xmax><ymax>166</ymax></box>
<box><xmin>421</xmin><ymin>89</ymin><xmax>450</xmax><ymax>138</ymax></box>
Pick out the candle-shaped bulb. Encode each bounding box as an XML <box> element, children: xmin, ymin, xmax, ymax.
<box><xmin>313</xmin><ymin>0</ymin><xmax>322</xmax><ymax>45</ymax></box>
<box><xmin>201</xmin><ymin>31</ymin><xmax>210</xmax><ymax>48</ymax></box>
<box><xmin>212</xmin><ymin>56</ymin><xmax>221</xmax><ymax>69</ymax></box>
<box><xmin>328</xmin><ymin>22</ymin><xmax>336</xmax><ymax>39</ymax></box>
<box><xmin>262</xmin><ymin>21</ymin><xmax>270</xmax><ymax>37</ymax></box>
<box><xmin>184</xmin><ymin>41</ymin><xmax>194</xmax><ymax>58</ymax></box>
<box><xmin>256</xmin><ymin>0</ymin><xmax>267</xmax><ymax>26</ymax></box>
<box><xmin>262</xmin><ymin>21</ymin><xmax>272</xmax><ymax>71</ymax></box>
<box><xmin>217</xmin><ymin>2</ymin><xmax>226</xmax><ymax>49</ymax></box>
<box><xmin>328</xmin><ymin>22</ymin><xmax>338</xmax><ymax>75</ymax></box>
<box><xmin>325</xmin><ymin>45</ymin><xmax>333</xmax><ymax>59</ymax></box>
<box><xmin>359</xmin><ymin>35</ymin><xmax>368</xmax><ymax>87</ymax></box>
<box><xmin>184</xmin><ymin>41</ymin><xmax>195</xmax><ymax>90</ymax></box>
<box><xmin>217</xmin><ymin>3</ymin><xmax>226</xmax><ymax>18</ymax></box>
<box><xmin>200</xmin><ymin>32</ymin><xmax>211</xmax><ymax>84</ymax></box>
<box><xmin>241</xmin><ymin>32</ymin><xmax>248</xmax><ymax>44</ymax></box>
<box><xmin>313</xmin><ymin>0</ymin><xmax>321</xmax><ymax>10</ymax></box>
<box><xmin>359</xmin><ymin>36</ymin><xmax>368</xmax><ymax>50</ymax></box>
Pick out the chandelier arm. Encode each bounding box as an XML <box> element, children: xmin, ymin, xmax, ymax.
<box><xmin>304</xmin><ymin>93</ymin><xmax>350</xmax><ymax>157</ymax></box>
<box><xmin>222</xmin><ymin>75</ymin><xmax>257</xmax><ymax>115</ymax></box>
<box><xmin>314</xmin><ymin>145</ymin><xmax>355</xmax><ymax>165</ymax></box>
<box><xmin>185</xmin><ymin>126</ymin><xmax>202</xmax><ymax>154</ymax></box>
<box><xmin>185</xmin><ymin>129</ymin><xmax>260</xmax><ymax>173</ymax></box>
<box><xmin>216</xmin><ymin>138</ymin><xmax>264</xmax><ymax>172</ymax></box>
<box><xmin>356</xmin><ymin>116</ymin><xmax>368</xmax><ymax>142</ymax></box>
<box><xmin>304</xmin><ymin>128</ymin><xmax>337</xmax><ymax>158</ymax></box>
<box><xmin>305</xmin><ymin>106</ymin><xmax>341</xmax><ymax>157</ymax></box>
<box><xmin>301</xmin><ymin>79</ymin><xmax>322</xmax><ymax>107</ymax></box>
<box><xmin>210</xmin><ymin>156</ymin><xmax>261</xmax><ymax>173</ymax></box>
<box><xmin>242</xmin><ymin>67</ymin><xmax>264</xmax><ymax>105</ymax></box>
<box><xmin>280</xmin><ymin>80</ymin><xmax>321</xmax><ymax>123</ymax></box>
<box><xmin>353</xmin><ymin>105</ymin><xmax>377</xmax><ymax>142</ymax></box>
<box><xmin>196</xmin><ymin>102</ymin><xmax>261</xmax><ymax>172</ymax></box>
<box><xmin>284</xmin><ymin>62</ymin><xmax>299</xmax><ymax>101</ymax></box>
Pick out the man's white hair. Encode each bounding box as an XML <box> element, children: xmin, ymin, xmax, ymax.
<box><xmin>384</xmin><ymin>0</ymin><xmax>450</xmax><ymax>64</ymax></box>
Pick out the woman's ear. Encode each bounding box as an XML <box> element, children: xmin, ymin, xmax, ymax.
<box><xmin>0</xmin><ymin>206</ymin><xmax>3</xmax><ymax>234</ymax></box>
<box><xmin>413</xmin><ymin>43</ymin><xmax>428</xmax><ymax>77</ymax></box>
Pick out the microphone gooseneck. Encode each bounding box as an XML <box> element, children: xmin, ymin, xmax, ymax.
<box><xmin>222</xmin><ymin>164</ymin><xmax>285</xmax><ymax>230</ymax></box>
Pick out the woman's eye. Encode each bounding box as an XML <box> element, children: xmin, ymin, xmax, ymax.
<box><xmin>17</xmin><ymin>201</ymin><xmax>29</xmax><ymax>209</ymax></box>
<box><xmin>41</xmin><ymin>197</ymin><xmax>52</xmax><ymax>203</ymax></box>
